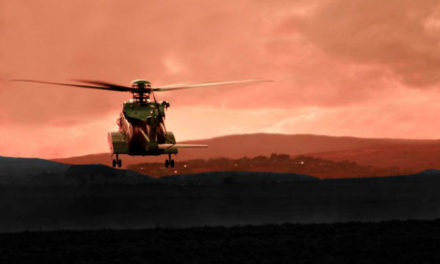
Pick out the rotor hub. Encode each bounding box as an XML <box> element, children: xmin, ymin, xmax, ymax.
<box><xmin>131</xmin><ymin>79</ymin><xmax>151</xmax><ymax>88</ymax></box>
<box><xmin>131</xmin><ymin>80</ymin><xmax>152</xmax><ymax>103</ymax></box>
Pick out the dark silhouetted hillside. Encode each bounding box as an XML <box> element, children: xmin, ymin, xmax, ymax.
<box><xmin>0</xmin><ymin>156</ymin><xmax>152</xmax><ymax>186</ymax></box>
<box><xmin>2</xmin><ymin>155</ymin><xmax>440</xmax><ymax>231</ymax></box>
<box><xmin>159</xmin><ymin>170</ymin><xmax>317</xmax><ymax>185</ymax></box>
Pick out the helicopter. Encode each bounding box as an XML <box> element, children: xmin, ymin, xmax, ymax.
<box><xmin>13</xmin><ymin>78</ymin><xmax>269</xmax><ymax>168</ymax></box>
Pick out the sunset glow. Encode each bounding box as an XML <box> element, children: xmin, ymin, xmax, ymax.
<box><xmin>2</xmin><ymin>0</ymin><xmax>440</xmax><ymax>158</ymax></box>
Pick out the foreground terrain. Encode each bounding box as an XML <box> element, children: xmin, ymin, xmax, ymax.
<box><xmin>2</xmin><ymin>156</ymin><xmax>440</xmax><ymax>231</ymax></box>
<box><xmin>1</xmin><ymin>220</ymin><xmax>440</xmax><ymax>264</ymax></box>
<box><xmin>2</xmin><ymin>166</ymin><xmax>440</xmax><ymax>231</ymax></box>
<box><xmin>2</xmin><ymin>156</ymin><xmax>440</xmax><ymax>263</ymax></box>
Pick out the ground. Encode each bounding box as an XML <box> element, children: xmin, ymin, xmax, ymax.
<box><xmin>1</xmin><ymin>220</ymin><xmax>440</xmax><ymax>264</ymax></box>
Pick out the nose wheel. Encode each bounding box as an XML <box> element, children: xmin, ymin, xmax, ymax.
<box><xmin>165</xmin><ymin>154</ymin><xmax>175</xmax><ymax>168</ymax></box>
<box><xmin>112</xmin><ymin>154</ymin><xmax>122</xmax><ymax>168</ymax></box>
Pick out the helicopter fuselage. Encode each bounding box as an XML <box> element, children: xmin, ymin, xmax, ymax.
<box><xmin>108</xmin><ymin>100</ymin><xmax>177</xmax><ymax>156</ymax></box>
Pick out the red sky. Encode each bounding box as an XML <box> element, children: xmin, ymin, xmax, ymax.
<box><xmin>2</xmin><ymin>0</ymin><xmax>440</xmax><ymax>158</ymax></box>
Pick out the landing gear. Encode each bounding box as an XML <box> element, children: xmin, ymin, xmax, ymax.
<box><xmin>112</xmin><ymin>154</ymin><xmax>122</xmax><ymax>168</ymax></box>
<box><xmin>165</xmin><ymin>154</ymin><xmax>175</xmax><ymax>168</ymax></box>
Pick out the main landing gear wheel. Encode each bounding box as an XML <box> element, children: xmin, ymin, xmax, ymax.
<box><xmin>165</xmin><ymin>154</ymin><xmax>175</xmax><ymax>168</ymax></box>
<box><xmin>112</xmin><ymin>154</ymin><xmax>122</xmax><ymax>168</ymax></box>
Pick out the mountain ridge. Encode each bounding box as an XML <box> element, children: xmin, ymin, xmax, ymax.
<box><xmin>50</xmin><ymin>133</ymin><xmax>440</xmax><ymax>167</ymax></box>
<box><xmin>48</xmin><ymin>133</ymin><xmax>440</xmax><ymax>175</ymax></box>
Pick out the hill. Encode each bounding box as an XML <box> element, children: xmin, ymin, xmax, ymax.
<box><xmin>128</xmin><ymin>154</ymin><xmax>406</xmax><ymax>178</ymax></box>
<box><xmin>0</xmin><ymin>156</ymin><xmax>152</xmax><ymax>186</ymax></box>
<box><xmin>311</xmin><ymin>142</ymin><xmax>440</xmax><ymax>172</ymax></box>
<box><xmin>52</xmin><ymin>133</ymin><xmax>439</xmax><ymax>169</ymax></box>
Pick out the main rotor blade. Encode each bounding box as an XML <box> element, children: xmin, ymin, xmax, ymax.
<box><xmin>152</xmin><ymin>79</ymin><xmax>272</xmax><ymax>92</ymax></box>
<box><xmin>11</xmin><ymin>79</ymin><xmax>134</xmax><ymax>92</ymax></box>
<box><xmin>74</xmin><ymin>79</ymin><xmax>134</xmax><ymax>91</ymax></box>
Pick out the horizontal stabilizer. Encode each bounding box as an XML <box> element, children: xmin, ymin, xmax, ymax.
<box><xmin>158</xmin><ymin>144</ymin><xmax>208</xmax><ymax>149</ymax></box>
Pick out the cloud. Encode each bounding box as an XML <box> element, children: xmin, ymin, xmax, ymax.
<box><xmin>290</xmin><ymin>0</ymin><xmax>440</xmax><ymax>87</ymax></box>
